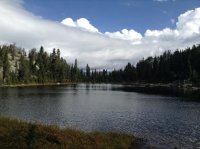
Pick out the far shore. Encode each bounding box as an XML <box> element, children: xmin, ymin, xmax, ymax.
<box><xmin>121</xmin><ymin>82</ymin><xmax>200</xmax><ymax>91</ymax></box>
<box><xmin>0</xmin><ymin>82</ymin><xmax>200</xmax><ymax>91</ymax></box>
<box><xmin>0</xmin><ymin>82</ymin><xmax>79</xmax><ymax>88</ymax></box>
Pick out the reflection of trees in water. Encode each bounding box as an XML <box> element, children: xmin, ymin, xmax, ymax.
<box><xmin>71</xmin><ymin>84</ymin><xmax>78</xmax><ymax>95</ymax></box>
<box><xmin>85</xmin><ymin>84</ymin><xmax>90</xmax><ymax>95</ymax></box>
<box><xmin>115</xmin><ymin>85</ymin><xmax>200</xmax><ymax>101</ymax></box>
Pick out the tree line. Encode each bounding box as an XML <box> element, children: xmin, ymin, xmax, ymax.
<box><xmin>107</xmin><ymin>44</ymin><xmax>200</xmax><ymax>85</ymax></box>
<box><xmin>0</xmin><ymin>44</ymin><xmax>200</xmax><ymax>85</ymax></box>
<box><xmin>0</xmin><ymin>44</ymin><xmax>82</xmax><ymax>84</ymax></box>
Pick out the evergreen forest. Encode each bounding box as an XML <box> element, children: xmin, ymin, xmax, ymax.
<box><xmin>0</xmin><ymin>44</ymin><xmax>200</xmax><ymax>85</ymax></box>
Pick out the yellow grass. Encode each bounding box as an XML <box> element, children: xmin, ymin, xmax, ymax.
<box><xmin>0</xmin><ymin>117</ymin><xmax>141</xmax><ymax>149</ymax></box>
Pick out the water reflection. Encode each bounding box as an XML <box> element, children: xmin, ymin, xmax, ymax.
<box><xmin>112</xmin><ymin>85</ymin><xmax>200</xmax><ymax>101</ymax></box>
<box><xmin>0</xmin><ymin>84</ymin><xmax>200</xmax><ymax>149</ymax></box>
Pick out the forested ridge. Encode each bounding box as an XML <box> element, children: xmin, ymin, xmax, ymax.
<box><xmin>0</xmin><ymin>44</ymin><xmax>200</xmax><ymax>85</ymax></box>
<box><xmin>0</xmin><ymin>45</ymin><xmax>82</xmax><ymax>84</ymax></box>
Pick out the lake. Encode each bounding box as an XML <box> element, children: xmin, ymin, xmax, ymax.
<box><xmin>0</xmin><ymin>84</ymin><xmax>199</xmax><ymax>148</ymax></box>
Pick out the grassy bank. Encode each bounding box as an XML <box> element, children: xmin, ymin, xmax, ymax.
<box><xmin>0</xmin><ymin>117</ymin><xmax>147</xmax><ymax>149</ymax></box>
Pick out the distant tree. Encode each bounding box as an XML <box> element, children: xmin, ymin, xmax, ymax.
<box><xmin>86</xmin><ymin>64</ymin><xmax>90</xmax><ymax>81</ymax></box>
<box><xmin>18</xmin><ymin>55</ymin><xmax>30</xmax><ymax>83</ymax></box>
<box><xmin>57</xmin><ymin>49</ymin><xmax>60</xmax><ymax>59</ymax></box>
<box><xmin>3</xmin><ymin>50</ymin><xmax>10</xmax><ymax>83</ymax></box>
<box><xmin>124</xmin><ymin>62</ymin><xmax>137</xmax><ymax>82</ymax></box>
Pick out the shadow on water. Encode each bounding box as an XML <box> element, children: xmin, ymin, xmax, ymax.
<box><xmin>111</xmin><ymin>85</ymin><xmax>200</xmax><ymax>102</ymax></box>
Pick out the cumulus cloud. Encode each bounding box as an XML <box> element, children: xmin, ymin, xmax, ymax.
<box><xmin>61</xmin><ymin>18</ymin><xmax>76</xmax><ymax>27</ymax></box>
<box><xmin>176</xmin><ymin>8</ymin><xmax>200</xmax><ymax>37</ymax></box>
<box><xmin>144</xmin><ymin>8</ymin><xmax>200</xmax><ymax>41</ymax></box>
<box><xmin>61</xmin><ymin>18</ymin><xmax>99</xmax><ymax>33</ymax></box>
<box><xmin>0</xmin><ymin>0</ymin><xmax>200</xmax><ymax>69</ymax></box>
<box><xmin>105</xmin><ymin>29</ymin><xmax>142</xmax><ymax>44</ymax></box>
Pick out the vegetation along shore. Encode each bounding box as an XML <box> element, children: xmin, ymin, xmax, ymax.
<box><xmin>0</xmin><ymin>117</ymin><xmax>158</xmax><ymax>149</ymax></box>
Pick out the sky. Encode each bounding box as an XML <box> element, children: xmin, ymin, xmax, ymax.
<box><xmin>0</xmin><ymin>0</ymin><xmax>200</xmax><ymax>69</ymax></box>
<box><xmin>24</xmin><ymin>0</ymin><xmax>200</xmax><ymax>33</ymax></box>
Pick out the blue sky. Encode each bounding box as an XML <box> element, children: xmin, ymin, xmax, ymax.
<box><xmin>24</xmin><ymin>0</ymin><xmax>200</xmax><ymax>34</ymax></box>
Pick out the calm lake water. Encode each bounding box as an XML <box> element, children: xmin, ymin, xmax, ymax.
<box><xmin>0</xmin><ymin>84</ymin><xmax>200</xmax><ymax>149</ymax></box>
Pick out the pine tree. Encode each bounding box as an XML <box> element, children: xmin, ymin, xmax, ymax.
<box><xmin>86</xmin><ymin>64</ymin><xmax>90</xmax><ymax>82</ymax></box>
<box><xmin>3</xmin><ymin>50</ymin><xmax>10</xmax><ymax>83</ymax></box>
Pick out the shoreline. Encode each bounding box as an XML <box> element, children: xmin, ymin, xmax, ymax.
<box><xmin>0</xmin><ymin>117</ymin><xmax>158</xmax><ymax>149</ymax></box>
<box><xmin>0</xmin><ymin>82</ymin><xmax>79</xmax><ymax>88</ymax></box>
<box><xmin>1</xmin><ymin>82</ymin><xmax>200</xmax><ymax>89</ymax></box>
<box><xmin>121</xmin><ymin>82</ymin><xmax>200</xmax><ymax>90</ymax></box>
<box><xmin>1</xmin><ymin>82</ymin><xmax>200</xmax><ymax>100</ymax></box>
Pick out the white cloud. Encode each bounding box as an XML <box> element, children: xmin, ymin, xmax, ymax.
<box><xmin>61</xmin><ymin>18</ymin><xmax>76</xmax><ymax>27</ymax></box>
<box><xmin>176</xmin><ymin>8</ymin><xmax>200</xmax><ymax>37</ymax></box>
<box><xmin>61</xmin><ymin>18</ymin><xmax>142</xmax><ymax>44</ymax></box>
<box><xmin>105</xmin><ymin>29</ymin><xmax>142</xmax><ymax>44</ymax></box>
<box><xmin>61</xmin><ymin>18</ymin><xmax>99</xmax><ymax>33</ymax></box>
<box><xmin>0</xmin><ymin>0</ymin><xmax>200</xmax><ymax>69</ymax></box>
<box><xmin>76</xmin><ymin>18</ymin><xmax>99</xmax><ymax>33</ymax></box>
<box><xmin>145</xmin><ymin>8</ymin><xmax>200</xmax><ymax>40</ymax></box>
<box><xmin>145</xmin><ymin>28</ymin><xmax>179</xmax><ymax>37</ymax></box>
